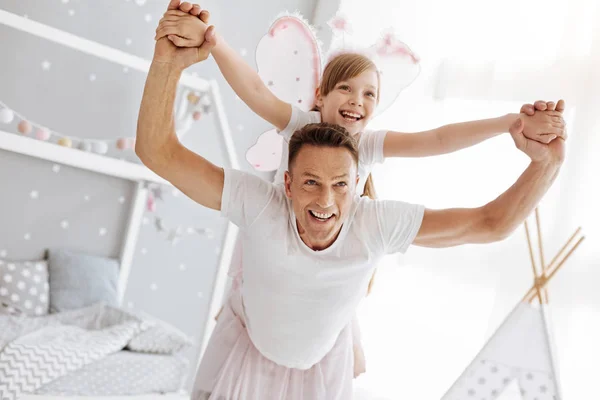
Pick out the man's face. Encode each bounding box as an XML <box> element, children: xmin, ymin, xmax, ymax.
<box><xmin>284</xmin><ymin>145</ymin><xmax>359</xmax><ymax>251</ymax></box>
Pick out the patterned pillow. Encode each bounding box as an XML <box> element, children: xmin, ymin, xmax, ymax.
<box><xmin>0</xmin><ymin>259</ymin><xmax>50</xmax><ymax>316</ymax></box>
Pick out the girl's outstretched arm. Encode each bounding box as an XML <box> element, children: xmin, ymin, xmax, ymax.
<box><xmin>211</xmin><ymin>35</ymin><xmax>292</xmax><ymax>130</ymax></box>
<box><xmin>382</xmin><ymin>101</ymin><xmax>565</xmax><ymax>158</ymax></box>
<box><xmin>156</xmin><ymin>9</ymin><xmax>292</xmax><ymax>131</ymax></box>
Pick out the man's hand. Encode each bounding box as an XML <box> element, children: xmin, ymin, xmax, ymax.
<box><xmin>518</xmin><ymin>99</ymin><xmax>567</xmax><ymax>143</ymax></box>
<box><xmin>154</xmin><ymin>2</ymin><xmax>212</xmax><ymax>48</ymax></box>
<box><xmin>519</xmin><ymin>110</ymin><xmax>565</xmax><ymax>143</ymax></box>
<box><xmin>152</xmin><ymin>0</ymin><xmax>215</xmax><ymax>71</ymax></box>
<box><xmin>509</xmin><ymin>116</ymin><xmax>566</xmax><ymax>164</ymax></box>
<box><xmin>156</xmin><ymin>10</ymin><xmax>212</xmax><ymax>47</ymax></box>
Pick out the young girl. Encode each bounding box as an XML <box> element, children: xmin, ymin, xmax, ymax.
<box><xmin>155</xmin><ymin>1</ymin><xmax>565</xmax><ymax>389</ymax></box>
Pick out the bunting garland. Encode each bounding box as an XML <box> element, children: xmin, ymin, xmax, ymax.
<box><xmin>142</xmin><ymin>183</ymin><xmax>214</xmax><ymax>245</ymax></box>
<box><xmin>0</xmin><ymin>99</ymin><xmax>133</xmax><ymax>154</ymax></box>
<box><xmin>0</xmin><ymin>87</ymin><xmax>212</xmax><ymax>156</ymax></box>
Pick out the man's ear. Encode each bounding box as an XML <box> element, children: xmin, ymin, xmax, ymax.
<box><xmin>284</xmin><ymin>171</ymin><xmax>293</xmax><ymax>199</ymax></box>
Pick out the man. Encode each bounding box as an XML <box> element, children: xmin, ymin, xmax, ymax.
<box><xmin>136</xmin><ymin>2</ymin><xmax>566</xmax><ymax>398</ymax></box>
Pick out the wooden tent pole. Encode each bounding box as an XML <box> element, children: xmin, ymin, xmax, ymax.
<box><xmin>534</xmin><ymin>208</ymin><xmax>549</xmax><ymax>303</ymax></box>
<box><xmin>524</xmin><ymin>220</ymin><xmax>544</xmax><ymax>304</ymax></box>
<box><xmin>524</xmin><ymin>235</ymin><xmax>585</xmax><ymax>303</ymax></box>
<box><xmin>547</xmin><ymin>227</ymin><xmax>582</xmax><ymax>273</ymax></box>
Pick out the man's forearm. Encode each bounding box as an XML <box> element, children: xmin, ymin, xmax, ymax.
<box><xmin>136</xmin><ymin>61</ymin><xmax>182</xmax><ymax>166</ymax></box>
<box><xmin>484</xmin><ymin>159</ymin><xmax>561</xmax><ymax>238</ymax></box>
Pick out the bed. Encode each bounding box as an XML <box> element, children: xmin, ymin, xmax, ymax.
<box><xmin>0</xmin><ymin>300</ymin><xmax>194</xmax><ymax>400</ymax></box>
<box><xmin>0</xmin><ymin>7</ymin><xmax>240</xmax><ymax>400</ymax></box>
<box><xmin>35</xmin><ymin>351</ymin><xmax>189</xmax><ymax>396</ymax></box>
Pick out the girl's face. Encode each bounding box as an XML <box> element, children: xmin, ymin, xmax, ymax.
<box><xmin>315</xmin><ymin>69</ymin><xmax>379</xmax><ymax>136</ymax></box>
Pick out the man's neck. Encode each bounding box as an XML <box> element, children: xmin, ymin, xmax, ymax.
<box><xmin>296</xmin><ymin>220</ymin><xmax>342</xmax><ymax>251</ymax></box>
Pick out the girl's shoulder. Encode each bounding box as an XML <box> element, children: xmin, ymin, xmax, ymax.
<box><xmin>301</xmin><ymin>108</ymin><xmax>322</xmax><ymax>124</ymax></box>
<box><xmin>278</xmin><ymin>107</ymin><xmax>322</xmax><ymax>139</ymax></box>
<box><xmin>290</xmin><ymin>105</ymin><xmax>321</xmax><ymax>122</ymax></box>
<box><xmin>356</xmin><ymin>129</ymin><xmax>388</xmax><ymax>166</ymax></box>
<box><xmin>356</xmin><ymin>129</ymin><xmax>387</xmax><ymax>145</ymax></box>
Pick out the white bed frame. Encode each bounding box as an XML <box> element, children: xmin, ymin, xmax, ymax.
<box><xmin>0</xmin><ymin>7</ymin><xmax>237</xmax><ymax>374</ymax></box>
<box><xmin>20</xmin><ymin>395</ymin><xmax>190</xmax><ymax>400</ymax></box>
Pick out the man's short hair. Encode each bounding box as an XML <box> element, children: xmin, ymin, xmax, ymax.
<box><xmin>288</xmin><ymin>123</ymin><xmax>359</xmax><ymax>170</ymax></box>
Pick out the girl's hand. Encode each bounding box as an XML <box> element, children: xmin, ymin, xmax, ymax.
<box><xmin>520</xmin><ymin>109</ymin><xmax>566</xmax><ymax>144</ymax></box>
<box><xmin>155</xmin><ymin>10</ymin><xmax>211</xmax><ymax>48</ymax></box>
<box><xmin>520</xmin><ymin>99</ymin><xmax>565</xmax><ymax>115</ymax></box>
<box><xmin>152</xmin><ymin>0</ymin><xmax>216</xmax><ymax>71</ymax></box>
<box><xmin>178</xmin><ymin>1</ymin><xmax>211</xmax><ymax>23</ymax></box>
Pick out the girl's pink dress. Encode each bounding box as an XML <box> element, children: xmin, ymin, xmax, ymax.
<box><xmin>191</xmin><ymin>273</ymin><xmax>355</xmax><ymax>400</ymax></box>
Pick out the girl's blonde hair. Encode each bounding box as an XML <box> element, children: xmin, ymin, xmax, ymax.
<box><xmin>313</xmin><ymin>52</ymin><xmax>380</xmax><ymax>294</ymax></box>
<box><xmin>316</xmin><ymin>53</ymin><xmax>381</xmax><ymax>101</ymax></box>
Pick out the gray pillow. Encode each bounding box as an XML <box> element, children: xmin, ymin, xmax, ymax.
<box><xmin>47</xmin><ymin>249</ymin><xmax>119</xmax><ymax>313</ymax></box>
<box><xmin>0</xmin><ymin>259</ymin><xmax>50</xmax><ymax>316</ymax></box>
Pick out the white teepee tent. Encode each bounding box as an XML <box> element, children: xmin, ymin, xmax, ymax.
<box><xmin>441</xmin><ymin>208</ymin><xmax>585</xmax><ymax>400</ymax></box>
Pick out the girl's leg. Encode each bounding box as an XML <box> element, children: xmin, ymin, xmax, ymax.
<box><xmin>351</xmin><ymin>314</ymin><xmax>366</xmax><ymax>378</ymax></box>
<box><xmin>352</xmin><ymin>268</ymin><xmax>377</xmax><ymax>378</ymax></box>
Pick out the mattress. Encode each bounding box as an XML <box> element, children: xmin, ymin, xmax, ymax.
<box><xmin>33</xmin><ymin>350</ymin><xmax>190</xmax><ymax>396</ymax></box>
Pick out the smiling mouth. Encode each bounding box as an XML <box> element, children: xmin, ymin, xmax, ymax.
<box><xmin>309</xmin><ymin>210</ymin><xmax>335</xmax><ymax>222</ymax></box>
<box><xmin>339</xmin><ymin>110</ymin><xmax>363</xmax><ymax>122</ymax></box>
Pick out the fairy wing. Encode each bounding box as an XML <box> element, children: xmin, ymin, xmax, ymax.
<box><xmin>326</xmin><ymin>14</ymin><xmax>421</xmax><ymax>117</ymax></box>
<box><xmin>246</xmin><ymin>14</ymin><xmax>322</xmax><ymax>172</ymax></box>
<box><xmin>256</xmin><ymin>14</ymin><xmax>322</xmax><ymax>111</ymax></box>
<box><xmin>245</xmin><ymin>128</ymin><xmax>283</xmax><ymax>172</ymax></box>
<box><xmin>370</xmin><ymin>31</ymin><xmax>421</xmax><ymax>116</ymax></box>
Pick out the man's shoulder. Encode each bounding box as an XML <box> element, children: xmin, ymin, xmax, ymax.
<box><xmin>353</xmin><ymin>196</ymin><xmax>423</xmax><ymax>220</ymax></box>
<box><xmin>222</xmin><ymin>169</ymin><xmax>290</xmax><ymax>226</ymax></box>
<box><xmin>225</xmin><ymin>169</ymin><xmax>283</xmax><ymax>196</ymax></box>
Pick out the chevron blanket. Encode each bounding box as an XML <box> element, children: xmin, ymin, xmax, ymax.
<box><xmin>0</xmin><ymin>303</ymin><xmax>154</xmax><ymax>400</ymax></box>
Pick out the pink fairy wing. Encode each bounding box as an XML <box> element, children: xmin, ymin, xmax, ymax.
<box><xmin>245</xmin><ymin>128</ymin><xmax>284</xmax><ymax>172</ymax></box>
<box><xmin>370</xmin><ymin>32</ymin><xmax>421</xmax><ymax>116</ymax></box>
<box><xmin>256</xmin><ymin>14</ymin><xmax>322</xmax><ymax>111</ymax></box>
<box><xmin>246</xmin><ymin>14</ymin><xmax>322</xmax><ymax>171</ymax></box>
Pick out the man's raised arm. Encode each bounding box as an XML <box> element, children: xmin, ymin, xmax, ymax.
<box><xmin>415</xmin><ymin>115</ymin><xmax>565</xmax><ymax>248</ymax></box>
<box><xmin>136</xmin><ymin>0</ymin><xmax>222</xmax><ymax>210</ymax></box>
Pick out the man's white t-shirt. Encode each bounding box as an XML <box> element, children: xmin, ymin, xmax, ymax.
<box><xmin>221</xmin><ymin>168</ymin><xmax>424</xmax><ymax>369</ymax></box>
<box><xmin>273</xmin><ymin>106</ymin><xmax>388</xmax><ymax>193</ymax></box>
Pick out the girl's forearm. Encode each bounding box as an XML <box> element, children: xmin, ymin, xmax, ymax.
<box><xmin>211</xmin><ymin>36</ymin><xmax>266</xmax><ymax>107</ymax></box>
<box><xmin>433</xmin><ymin>113</ymin><xmax>519</xmax><ymax>154</ymax></box>
<box><xmin>211</xmin><ymin>35</ymin><xmax>290</xmax><ymax>130</ymax></box>
<box><xmin>384</xmin><ymin>114</ymin><xmax>520</xmax><ymax>158</ymax></box>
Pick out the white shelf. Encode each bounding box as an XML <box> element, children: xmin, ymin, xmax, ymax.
<box><xmin>0</xmin><ymin>9</ymin><xmax>208</xmax><ymax>91</ymax></box>
<box><xmin>0</xmin><ymin>130</ymin><xmax>169</xmax><ymax>185</ymax></box>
